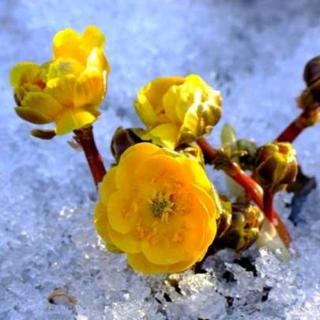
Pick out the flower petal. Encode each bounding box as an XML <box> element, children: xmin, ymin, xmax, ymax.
<box><xmin>99</xmin><ymin>166</ymin><xmax>118</xmax><ymax>206</ymax></box>
<box><xmin>115</xmin><ymin>143</ymin><xmax>160</xmax><ymax>189</ymax></box>
<box><xmin>52</xmin><ymin>28</ymin><xmax>81</xmax><ymax>60</ymax></box>
<box><xmin>108</xmin><ymin>228</ymin><xmax>140</xmax><ymax>253</ymax></box>
<box><xmin>20</xmin><ymin>92</ymin><xmax>63</xmax><ymax>121</ymax></box>
<box><xmin>140</xmin><ymin>123</ymin><xmax>180</xmax><ymax>149</ymax></box>
<box><xmin>46</xmin><ymin>74</ymin><xmax>76</xmax><ymax>108</ymax></box>
<box><xmin>107</xmin><ymin>191</ymin><xmax>138</xmax><ymax>234</ymax></box>
<box><xmin>87</xmin><ymin>48</ymin><xmax>110</xmax><ymax>74</ymax></box>
<box><xmin>177</xmin><ymin>156</ymin><xmax>212</xmax><ymax>193</ymax></box>
<box><xmin>15</xmin><ymin>107</ymin><xmax>52</xmax><ymax>124</ymax></box>
<box><xmin>47</xmin><ymin>58</ymin><xmax>83</xmax><ymax>80</ymax></box>
<box><xmin>10</xmin><ymin>62</ymin><xmax>41</xmax><ymax>87</ymax></box>
<box><xmin>127</xmin><ymin>253</ymin><xmax>168</xmax><ymax>274</ymax></box>
<box><xmin>55</xmin><ymin>110</ymin><xmax>96</xmax><ymax>135</ymax></box>
<box><xmin>81</xmin><ymin>26</ymin><xmax>105</xmax><ymax>51</ymax></box>
<box><xmin>74</xmin><ymin>69</ymin><xmax>106</xmax><ymax>108</ymax></box>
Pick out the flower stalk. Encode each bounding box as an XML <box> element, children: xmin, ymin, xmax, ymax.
<box><xmin>197</xmin><ymin>137</ymin><xmax>291</xmax><ymax>246</ymax></box>
<box><xmin>276</xmin><ymin>107</ymin><xmax>320</xmax><ymax>142</ymax></box>
<box><xmin>74</xmin><ymin>126</ymin><xmax>106</xmax><ymax>188</ymax></box>
<box><xmin>263</xmin><ymin>189</ymin><xmax>275</xmax><ymax>222</ymax></box>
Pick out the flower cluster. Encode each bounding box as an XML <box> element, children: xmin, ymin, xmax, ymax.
<box><xmin>10</xmin><ymin>26</ymin><xmax>109</xmax><ymax>135</ymax></box>
<box><xmin>11</xmin><ymin>25</ymin><xmax>314</xmax><ymax>276</ymax></box>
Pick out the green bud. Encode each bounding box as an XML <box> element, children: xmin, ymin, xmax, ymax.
<box><xmin>253</xmin><ymin>142</ymin><xmax>298</xmax><ymax>193</ymax></box>
<box><xmin>214</xmin><ymin>201</ymin><xmax>264</xmax><ymax>253</ymax></box>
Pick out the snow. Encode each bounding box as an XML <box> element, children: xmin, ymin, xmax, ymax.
<box><xmin>0</xmin><ymin>0</ymin><xmax>319</xmax><ymax>319</ymax></box>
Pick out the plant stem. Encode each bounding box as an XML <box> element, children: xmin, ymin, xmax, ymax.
<box><xmin>276</xmin><ymin>108</ymin><xmax>319</xmax><ymax>142</ymax></box>
<box><xmin>197</xmin><ymin>137</ymin><xmax>291</xmax><ymax>246</ymax></box>
<box><xmin>74</xmin><ymin>126</ymin><xmax>106</xmax><ymax>189</ymax></box>
<box><xmin>263</xmin><ymin>189</ymin><xmax>275</xmax><ymax>222</ymax></box>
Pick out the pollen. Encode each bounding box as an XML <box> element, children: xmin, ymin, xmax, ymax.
<box><xmin>150</xmin><ymin>191</ymin><xmax>174</xmax><ymax>220</ymax></box>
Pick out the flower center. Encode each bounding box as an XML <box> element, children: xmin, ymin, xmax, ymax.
<box><xmin>150</xmin><ymin>191</ymin><xmax>174</xmax><ymax>221</ymax></box>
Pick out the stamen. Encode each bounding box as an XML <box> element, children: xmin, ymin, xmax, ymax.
<box><xmin>150</xmin><ymin>191</ymin><xmax>174</xmax><ymax>219</ymax></box>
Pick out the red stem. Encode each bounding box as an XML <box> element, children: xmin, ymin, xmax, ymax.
<box><xmin>74</xmin><ymin>126</ymin><xmax>106</xmax><ymax>189</ymax></box>
<box><xmin>276</xmin><ymin>108</ymin><xmax>318</xmax><ymax>142</ymax></box>
<box><xmin>197</xmin><ymin>137</ymin><xmax>291</xmax><ymax>246</ymax></box>
<box><xmin>263</xmin><ymin>189</ymin><xmax>275</xmax><ymax>222</ymax></box>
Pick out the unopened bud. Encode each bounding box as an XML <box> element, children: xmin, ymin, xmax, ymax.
<box><xmin>253</xmin><ymin>142</ymin><xmax>298</xmax><ymax>193</ymax></box>
<box><xmin>298</xmin><ymin>56</ymin><xmax>320</xmax><ymax>110</ymax></box>
<box><xmin>110</xmin><ymin>127</ymin><xmax>142</xmax><ymax>162</ymax></box>
<box><xmin>304</xmin><ymin>56</ymin><xmax>320</xmax><ymax>87</ymax></box>
<box><xmin>214</xmin><ymin>201</ymin><xmax>264</xmax><ymax>253</ymax></box>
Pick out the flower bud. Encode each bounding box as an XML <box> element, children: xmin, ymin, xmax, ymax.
<box><xmin>134</xmin><ymin>74</ymin><xmax>222</xmax><ymax>148</ymax></box>
<box><xmin>304</xmin><ymin>56</ymin><xmax>320</xmax><ymax>87</ymax></box>
<box><xmin>253</xmin><ymin>142</ymin><xmax>298</xmax><ymax>193</ymax></box>
<box><xmin>213</xmin><ymin>201</ymin><xmax>264</xmax><ymax>253</ymax></box>
<box><xmin>298</xmin><ymin>56</ymin><xmax>320</xmax><ymax>111</ymax></box>
<box><xmin>110</xmin><ymin>127</ymin><xmax>142</xmax><ymax>162</ymax></box>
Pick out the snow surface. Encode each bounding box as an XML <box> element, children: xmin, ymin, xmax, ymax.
<box><xmin>0</xmin><ymin>0</ymin><xmax>320</xmax><ymax>319</ymax></box>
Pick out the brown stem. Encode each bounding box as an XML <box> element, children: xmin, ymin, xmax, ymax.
<box><xmin>74</xmin><ymin>126</ymin><xmax>106</xmax><ymax>189</ymax></box>
<box><xmin>197</xmin><ymin>137</ymin><xmax>291</xmax><ymax>246</ymax></box>
<box><xmin>276</xmin><ymin>108</ymin><xmax>318</xmax><ymax>142</ymax></box>
<box><xmin>263</xmin><ymin>189</ymin><xmax>275</xmax><ymax>222</ymax></box>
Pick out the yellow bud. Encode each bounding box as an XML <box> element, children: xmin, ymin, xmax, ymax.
<box><xmin>253</xmin><ymin>142</ymin><xmax>298</xmax><ymax>192</ymax></box>
<box><xmin>134</xmin><ymin>74</ymin><xmax>222</xmax><ymax>148</ymax></box>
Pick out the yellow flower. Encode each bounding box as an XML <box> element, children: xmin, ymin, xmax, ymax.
<box><xmin>94</xmin><ymin>143</ymin><xmax>221</xmax><ymax>274</ymax></box>
<box><xmin>134</xmin><ymin>75</ymin><xmax>222</xmax><ymax>148</ymax></box>
<box><xmin>10</xmin><ymin>25</ymin><xmax>110</xmax><ymax>135</ymax></box>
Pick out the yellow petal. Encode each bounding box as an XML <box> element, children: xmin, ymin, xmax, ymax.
<box><xmin>108</xmin><ymin>227</ymin><xmax>140</xmax><ymax>253</ymax></box>
<box><xmin>21</xmin><ymin>92</ymin><xmax>62</xmax><ymax>121</ymax></box>
<box><xmin>55</xmin><ymin>110</ymin><xmax>96</xmax><ymax>135</ymax></box>
<box><xmin>127</xmin><ymin>253</ymin><xmax>168</xmax><ymax>274</ymax></box>
<box><xmin>46</xmin><ymin>58</ymin><xmax>84</xmax><ymax>80</ymax></box>
<box><xmin>177</xmin><ymin>156</ymin><xmax>212</xmax><ymax>193</ymax></box>
<box><xmin>141</xmin><ymin>123</ymin><xmax>180</xmax><ymax>149</ymax></box>
<box><xmin>115</xmin><ymin>143</ymin><xmax>160</xmax><ymax>190</ymax></box>
<box><xmin>81</xmin><ymin>26</ymin><xmax>105</xmax><ymax>52</ymax></box>
<box><xmin>168</xmin><ymin>255</ymin><xmax>199</xmax><ymax>273</ymax></box>
<box><xmin>107</xmin><ymin>191</ymin><xmax>138</xmax><ymax>234</ymax></box>
<box><xmin>46</xmin><ymin>74</ymin><xmax>76</xmax><ymax>108</ymax></box>
<box><xmin>10</xmin><ymin>62</ymin><xmax>41</xmax><ymax>87</ymax></box>
<box><xmin>134</xmin><ymin>89</ymin><xmax>160</xmax><ymax>127</ymax></box>
<box><xmin>98</xmin><ymin>166</ymin><xmax>118</xmax><ymax>207</ymax></box>
<box><xmin>74</xmin><ymin>69</ymin><xmax>106</xmax><ymax>108</ymax></box>
<box><xmin>87</xmin><ymin>48</ymin><xmax>110</xmax><ymax>74</ymax></box>
<box><xmin>141</xmin><ymin>236</ymin><xmax>187</xmax><ymax>266</ymax></box>
<box><xmin>94</xmin><ymin>201</ymin><xmax>121</xmax><ymax>253</ymax></box>
<box><xmin>15</xmin><ymin>107</ymin><xmax>52</xmax><ymax>124</ymax></box>
<box><xmin>133</xmin><ymin>153</ymin><xmax>188</xmax><ymax>187</ymax></box>
<box><xmin>144</xmin><ymin>77</ymin><xmax>184</xmax><ymax>112</ymax></box>
<box><xmin>52</xmin><ymin>28</ymin><xmax>81</xmax><ymax>60</ymax></box>
<box><xmin>134</xmin><ymin>77</ymin><xmax>184</xmax><ymax>127</ymax></box>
